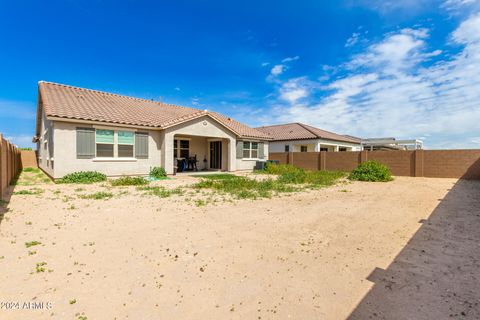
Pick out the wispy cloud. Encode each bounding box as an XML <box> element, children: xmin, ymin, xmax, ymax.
<box><xmin>443</xmin><ymin>0</ymin><xmax>480</xmax><ymax>11</ymax></box>
<box><xmin>348</xmin><ymin>0</ymin><xmax>437</xmax><ymax>14</ymax></box>
<box><xmin>5</xmin><ymin>135</ymin><xmax>35</xmax><ymax>148</ymax></box>
<box><xmin>279</xmin><ymin>78</ymin><xmax>311</xmax><ymax>104</ymax></box>
<box><xmin>267</xmin><ymin>56</ymin><xmax>300</xmax><ymax>81</ymax></box>
<box><xmin>267</xmin><ymin>13</ymin><xmax>480</xmax><ymax>148</ymax></box>
<box><xmin>281</xmin><ymin>56</ymin><xmax>300</xmax><ymax>63</ymax></box>
<box><xmin>270</xmin><ymin>64</ymin><xmax>285</xmax><ymax>76</ymax></box>
<box><xmin>345</xmin><ymin>32</ymin><xmax>361</xmax><ymax>47</ymax></box>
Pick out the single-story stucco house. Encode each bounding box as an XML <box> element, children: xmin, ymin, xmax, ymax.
<box><xmin>255</xmin><ymin>123</ymin><xmax>361</xmax><ymax>153</ymax></box>
<box><xmin>34</xmin><ymin>81</ymin><xmax>271</xmax><ymax>179</ymax></box>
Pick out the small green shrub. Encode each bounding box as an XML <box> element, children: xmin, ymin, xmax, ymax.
<box><xmin>14</xmin><ymin>188</ymin><xmax>44</xmax><ymax>195</ymax></box>
<box><xmin>36</xmin><ymin>262</ymin><xmax>47</xmax><ymax>273</ymax></box>
<box><xmin>22</xmin><ymin>167</ymin><xmax>39</xmax><ymax>173</ymax></box>
<box><xmin>194</xmin><ymin>175</ymin><xmax>298</xmax><ymax>200</ymax></box>
<box><xmin>149</xmin><ymin>167</ymin><xmax>167</xmax><ymax>179</ymax></box>
<box><xmin>264</xmin><ymin>163</ymin><xmax>346</xmax><ymax>187</ymax></box>
<box><xmin>78</xmin><ymin>191</ymin><xmax>113</xmax><ymax>200</ymax></box>
<box><xmin>263</xmin><ymin>163</ymin><xmax>301</xmax><ymax>175</ymax></box>
<box><xmin>25</xmin><ymin>241</ymin><xmax>42</xmax><ymax>248</ymax></box>
<box><xmin>137</xmin><ymin>186</ymin><xmax>183</xmax><ymax>198</ymax></box>
<box><xmin>110</xmin><ymin>176</ymin><xmax>149</xmax><ymax>186</ymax></box>
<box><xmin>194</xmin><ymin>174</ymin><xmax>236</xmax><ymax>180</ymax></box>
<box><xmin>304</xmin><ymin>171</ymin><xmax>346</xmax><ymax>187</ymax></box>
<box><xmin>348</xmin><ymin>161</ymin><xmax>393</xmax><ymax>182</ymax></box>
<box><xmin>57</xmin><ymin>171</ymin><xmax>107</xmax><ymax>184</ymax></box>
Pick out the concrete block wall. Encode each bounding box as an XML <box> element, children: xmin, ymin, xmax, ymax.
<box><xmin>269</xmin><ymin>149</ymin><xmax>480</xmax><ymax>180</ymax></box>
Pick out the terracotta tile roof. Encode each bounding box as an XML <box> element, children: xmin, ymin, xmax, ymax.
<box><xmin>38</xmin><ymin>81</ymin><xmax>270</xmax><ymax>139</ymax></box>
<box><xmin>255</xmin><ymin>122</ymin><xmax>361</xmax><ymax>144</ymax></box>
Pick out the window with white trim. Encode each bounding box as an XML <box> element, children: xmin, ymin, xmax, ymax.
<box><xmin>243</xmin><ymin>141</ymin><xmax>258</xmax><ymax>158</ymax></box>
<box><xmin>173</xmin><ymin>139</ymin><xmax>190</xmax><ymax>158</ymax></box>
<box><xmin>96</xmin><ymin>129</ymin><xmax>114</xmax><ymax>157</ymax></box>
<box><xmin>118</xmin><ymin>131</ymin><xmax>134</xmax><ymax>157</ymax></box>
<box><xmin>300</xmin><ymin>145</ymin><xmax>308</xmax><ymax>152</ymax></box>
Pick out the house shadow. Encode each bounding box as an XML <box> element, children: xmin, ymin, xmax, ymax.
<box><xmin>347</xmin><ymin>164</ymin><xmax>480</xmax><ymax>319</ymax></box>
<box><xmin>0</xmin><ymin>186</ymin><xmax>14</xmax><ymax>226</ymax></box>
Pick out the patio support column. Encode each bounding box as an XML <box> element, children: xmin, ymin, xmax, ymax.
<box><xmin>161</xmin><ymin>131</ymin><xmax>175</xmax><ymax>175</ymax></box>
<box><xmin>227</xmin><ymin>138</ymin><xmax>236</xmax><ymax>172</ymax></box>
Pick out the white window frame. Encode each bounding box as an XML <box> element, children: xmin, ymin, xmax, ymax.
<box><xmin>242</xmin><ymin>141</ymin><xmax>259</xmax><ymax>159</ymax></box>
<box><xmin>117</xmin><ymin>130</ymin><xmax>135</xmax><ymax>158</ymax></box>
<box><xmin>93</xmin><ymin>128</ymin><xmax>137</xmax><ymax>160</ymax></box>
<box><xmin>174</xmin><ymin>138</ymin><xmax>190</xmax><ymax>158</ymax></box>
<box><xmin>95</xmin><ymin>129</ymin><xmax>115</xmax><ymax>158</ymax></box>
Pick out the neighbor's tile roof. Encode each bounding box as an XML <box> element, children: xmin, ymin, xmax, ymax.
<box><xmin>255</xmin><ymin>122</ymin><xmax>361</xmax><ymax>144</ymax></box>
<box><xmin>38</xmin><ymin>81</ymin><xmax>270</xmax><ymax>139</ymax></box>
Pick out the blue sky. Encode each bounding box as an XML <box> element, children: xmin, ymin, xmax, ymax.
<box><xmin>1</xmin><ymin>0</ymin><xmax>479</xmax><ymax>149</ymax></box>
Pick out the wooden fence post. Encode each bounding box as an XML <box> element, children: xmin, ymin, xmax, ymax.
<box><xmin>414</xmin><ymin>149</ymin><xmax>424</xmax><ymax>177</ymax></box>
<box><xmin>360</xmin><ymin>150</ymin><xmax>368</xmax><ymax>163</ymax></box>
<box><xmin>7</xmin><ymin>141</ymin><xmax>11</xmax><ymax>185</ymax></box>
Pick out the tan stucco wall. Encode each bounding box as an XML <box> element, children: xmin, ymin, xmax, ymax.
<box><xmin>52</xmin><ymin>121</ymin><xmax>161</xmax><ymax>179</ymax></box>
<box><xmin>161</xmin><ymin>116</ymin><xmax>237</xmax><ymax>174</ymax></box>
<box><xmin>235</xmin><ymin>141</ymin><xmax>269</xmax><ymax>171</ymax></box>
<box><xmin>48</xmin><ymin>116</ymin><xmax>268</xmax><ymax>177</ymax></box>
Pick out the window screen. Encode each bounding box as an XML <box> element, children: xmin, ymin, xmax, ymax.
<box><xmin>243</xmin><ymin>141</ymin><xmax>251</xmax><ymax>158</ymax></box>
<box><xmin>97</xmin><ymin>144</ymin><xmax>114</xmax><ymax>157</ymax></box>
<box><xmin>118</xmin><ymin>131</ymin><xmax>134</xmax><ymax>157</ymax></box>
<box><xmin>251</xmin><ymin>142</ymin><xmax>258</xmax><ymax>158</ymax></box>
<box><xmin>118</xmin><ymin>145</ymin><xmax>134</xmax><ymax>157</ymax></box>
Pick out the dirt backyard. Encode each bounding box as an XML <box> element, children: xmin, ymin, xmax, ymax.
<box><xmin>1</xmin><ymin>172</ymin><xmax>479</xmax><ymax>319</ymax></box>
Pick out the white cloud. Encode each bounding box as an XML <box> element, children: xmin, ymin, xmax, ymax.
<box><xmin>281</xmin><ymin>56</ymin><xmax>300</xmax><ymax>63</ymax></box>
<box><xmin>452</xmin><ymin>12</ymin><xmax>480</xmax><ymax>43</ymax></box>
<box><xmin>261</xmin><ymin>62</ymin><xmax>270</xmax><ymax>67</ymax></box>
<box><xmin>269</xmin><ymin>14</ymin><xmax>480</xmax><ymax>148</ymax></box>
<box><xmin>472</xmin><ymin>137</ymin><xmax>480</xmax><ymax>144</ymax></box>
<box><xmin>349</xmin><ymin>0</ymin><xmax>436</xmax><ymax>14</ymax></box>
<box><xmin>279</xmin><ymin>78</ymin><xmax>310</xmax><ymax>104</ymax></box>
<box><xmin>348</xmin><ymin>28</ymin><xmax>428</xmax><ymax>73</ymax></box>
<box><xmin>443</xmin><ymin>0</ymin><xmax>479</xmax><ymax>11</ymax></box>
<box><xmin>270</xmin><ymin>64</ymin><xmax>285</xmax><ymax>76</ymax></box>
<box><xmin>345</xmin><ymin>32</ymin><xmax>361</xmax><ymax>47</ymax></box>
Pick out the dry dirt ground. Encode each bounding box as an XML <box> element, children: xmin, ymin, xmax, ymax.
<box><xmin>0</xmin><ymin>172</ymin><xmax>479</xmax><ymax>320</ymax></box>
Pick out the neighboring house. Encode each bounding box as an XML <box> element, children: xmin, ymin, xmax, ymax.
<box><xmin>256</xmin><ymin>123</ymin><xmax>361</xmax><ymax>153</ymax></box>
<box><xmin>33</xmin><ymin>81</ymin><xmax>270</xmax><ymax>179</ymax></box>
<box><xmin>361</xmin><ymin>138</ymin><xmax>423</xmax><ymax>151</ymax></box>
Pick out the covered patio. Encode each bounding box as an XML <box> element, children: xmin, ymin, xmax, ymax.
<box><xmin>159</xmin><ymin>115</ymin><xmax>237</xmax><ymax>175</ymax></box>
<box><xmin>171</xmin><ymin>135</ymin><xmax>230</xmax><ymax>173</ymax></box>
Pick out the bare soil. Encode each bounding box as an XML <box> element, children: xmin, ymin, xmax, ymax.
<box><xmin>1</xmin><ymin>173</ymin><xmax>479</xmax><ymax>319</ymax></box>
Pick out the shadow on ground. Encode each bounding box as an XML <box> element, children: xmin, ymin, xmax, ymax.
<box><xmin>348</xmin><ymin>178</ymin><xmax>480</xmax><ymax>319</ymax></box>
<box><xmin>0</xmin><ymin>187</ymin><xmax>13</xmax><ymax>225</ymax></box>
